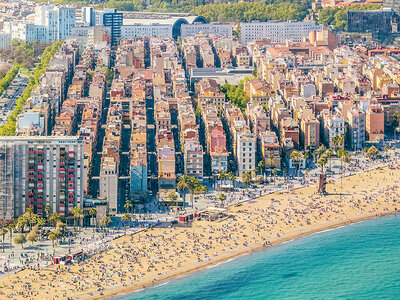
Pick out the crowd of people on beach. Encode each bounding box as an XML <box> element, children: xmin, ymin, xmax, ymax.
<box><xmin>1</xmin><ymin>166</ymin><xmax>400</xmax><ymax>299</ymax></box>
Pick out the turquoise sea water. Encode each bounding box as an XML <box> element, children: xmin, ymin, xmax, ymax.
<box><xmin>118</xmin><ymin>215</ymin><xmax>400</xmax><ymax>300</ymax></box>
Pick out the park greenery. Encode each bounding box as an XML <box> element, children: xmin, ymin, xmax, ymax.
<box><xmin>0</xmin><ymin>39</ymin><xmax>50</xmax><ymax>69</ymax></box>
<box><xmin>192</xmin><ymin>1</ymin><xmax>311</xmax><ymax>23</ymax></box>
<box><xmin>0</xmin><ymin>65</ymin><xmax>20</xmax><ymax>97</ymax></box>
<box><xmin>318</xmin><ymin>4</ymin><xmax>381</xmax><ymax>31</ymax></box>
<box><xmin>220</xmin><ymin>79</ymin><xmax>249</xmax><ymax>112</ymax></box>
<box><xmin>0</xmin><ymin>40</ymin><xmax>63</xmax><ymax>136</ymax></box>
<box><xmin>0</xmin><ymin>205</ymin><xmax>101</xmax><ymax>251</ymax></box>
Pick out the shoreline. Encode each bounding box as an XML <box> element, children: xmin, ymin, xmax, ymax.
<box><xmin>96</xmin><ymin>211</ymin><xmax>398</xmax><ymax>300</ymax></box>
<box><xmin>4</xmin><ymin>166</ymin><xmax>400</xmax><ymax>300</ymax></box>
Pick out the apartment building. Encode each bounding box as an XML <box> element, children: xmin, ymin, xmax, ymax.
<box><xmin>366</xmin><ymin>104</ymin><xmax>384</xmax><ymax>141</ymax></box>
<box><xmin>237</xmin><ymin>131</ymin><xmax>256</xmax><ymax>175</ymax></box>
<box><xmin>181</xmin><ymin>23</ymin><xmax>232</xmax><ymax>38</ymax></box>
<box><xmin>0</xmin><ymin>137</ymin><xmax>84</xmax><ymax>219</ymax></box>
<box><xmin>347</xmin><ymin>108</ymin><xmax>365</xmax><ymax>151</ymax></box>
<box><xmin>240</xmin><ymin>21</ymin><xmax>322</xmax><ymax>45</ymax></box>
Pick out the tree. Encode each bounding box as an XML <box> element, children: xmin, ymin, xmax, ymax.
<box><xmin>177</xmin><ymin>175</ymin><xmax>191</xmax><ymax>209</ymax></box>
<box><xmin>318</xmin><ymin>154</ymin><xmax>328</xmax><ymax>173</ymax></box>
<box><xmin>48</xmin><ymin>231</ymin><xmax>58</xmax><ymax>249</ymax></box>
<box><xmin>45</xmin><ymin>205</ymin><xmax>51</xmax><ymax>219</ymax></box>
<box><xmin>188</xmin><ymin>177</ymin><xmax>201</xmax><ymax>208</ymax></box>
<box><xmin>100</xmin><ymin>216</ymin><xmax>112</xmax><ymax>233</ymax></box>
<box><xmin>36</xmin><ymin>217</ymin><xmax>46</xmax><ymax>227</ymax></box>
<box><xmin>0</xmin><ymin>228</ymin><xmax>7</xmax><ymax>253</ymax></box>
<box><xmin>218</xmin><ymin>171</ymin><xmax>228</xmax><ymax>188</ymax></box>
<box><xmin>258</xmin><ymin>160</ymin><xmax>265</xmax><ymax>176</ymax></box>
<box><xmin>89</xmin><ymin>208</ymin><xmax>97</xmax><ymax>231</ymax></box>
<box><xmin>167</xmin><ymin>190</ymin><xmax>178</xmax><ymax>207</ymax></box>
<box><xmin>242</xmin><ymin>172</ymin><xmax>252</xmax><ymax>186</ymax></box>
<box><xmin>326</xmin><ymin>148</ymin><xmax>334</xmax><ymax>172</ymax></box>
<box><xmin>71</xmin><ymin>206</ymin><xmax>84</xmax><ymax>231</ymax></box>
<box><xmin>272</xmin><ymin>168</ymin><xmax>278</xmax><ymax>177</ymax></box>
<box><xmin>219</xmin><ymin>193</ymin><xmax>226</xmax><ymax>208</ymax></box>
<box><xmin>48</xmin><ymin>213</ymin><xmax>61</xmax><ymax>228</ymax></box>
<box><xmin>228</xmin><ymin>171</ymin><xmax>236</xmax><ymax>191</ymax></box>
<box><xmin>124</xmin><ymin>200</ymin><xmax>133</xmax><ymax>214</ymax></box>
<box><xmin>121</xmin><ymin>213</ymin><xmax>131</xmax><ymax>234</ymax></box>
<box><xmin>14</xmin><ymin>233</ymin><xmax>26</xmax><ymax>249</ymax></box>
<box><xmin>7</xmin><ymin>223</ymin><xmax>14</xmax><ymax>249</ymax></box>
<box><xmin>27</xmin><ymin>229</ymin><xmax>38</xmax><ymax>246</ymax></box>
<box><xmin>16</xmin><ymin>215</ymin><xmax>28</xmax><ymax>233</ymax></box>
<box><xmin>266</xmin><ymin>155</ymin><xmax>276</xmax><ymax>176</ymax></box>
<box><xmin>315</xmin><ymin>144</ymin><xmax>326</xmax><ymax>162</ymax></box>
<box><xmin>367</xmin><ymin>146</ymin><xmax>379</xmax><ymax>160</ymax></box>
<box><xmin>290</xmin><ymin>151</ymin><xmax>303</xmax><ymax>177</ymax></box>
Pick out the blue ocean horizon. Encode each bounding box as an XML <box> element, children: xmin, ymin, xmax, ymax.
<box><xmin>117</xmin><ymin>214</ymin><xmax>400</xmax><ymax>300</ymax></box>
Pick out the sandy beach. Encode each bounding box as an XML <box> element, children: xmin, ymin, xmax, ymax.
<box><xmin>2</xmin><ymin>166</ymin><xmax>400</xmax><ymax>299</ymax></box>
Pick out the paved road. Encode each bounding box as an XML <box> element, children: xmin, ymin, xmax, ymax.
<box><xmin>0</xmin><ymin>73</ymin><xmax>29</xmax><ymax>125</ymax></box>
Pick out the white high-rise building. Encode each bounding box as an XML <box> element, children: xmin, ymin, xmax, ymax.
<box><xmin>240</xmin><ymin>21</ymin><xmax>322</xmax><ymax>45</ymax></box>
<box><xmin>237</xmin><ymin>131</ymin><xmax>256</xmax><ymax>176</ymax></box>
<box><xmin>3</xmin><ymin>22</ymin><xmax>47</xmax><ymax>43</ymax></box>
<box><xmin>0</xmin><ymin>33</ymin><xmax>11</xmax><ymax>49</ymax></box>
<box><xmin>35</xmin><ymin>5</ymin><xmax>76</xmax><ymax>42</ymax></box>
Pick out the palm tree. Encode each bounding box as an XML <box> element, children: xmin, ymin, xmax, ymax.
<box><xmin>331</xmin><ymin>135</ymin><xmax>341</xmax><ymax>152</ymax></box>
<box><xmin>48</xmin><ymin>231</ymin><xmax>58</xmax><ymax>249</ymax></box>
<box><xmin>218</xmin><ymin>171</ymin><xmax>228</xmax><ymax>189</ymax></box>
<box><xmin>124</xmin><ymin>200</ymin><xmax>133</xmax><ymax>214</ymax></box>
<box><xmin>188</xmin><ymin>177</ymin><xmax>200</xmax><ymax>208</ymax></box>
<box><xmin>16</xmin><ymin>215</ymin><xmax>28</xmax><ymax>233</ymax></box>
<box><xmin>326</xmin><ymin>148</ymin><xmax>334</xmax><ymax>172</ymax></box>
<box><xmin>271</xmin><ymin>168</ymin><xmax>278</xmax><ymax>178</ymax></box>
<box><xmin>290</xmin><ymin>151</ymin><xmax>303</xmax><ymax>177</ymax></box>
<box><xmin>177</xmin><ymin>175</ymin><xmax>191</xmax><ymax>209</ymax></box>
<box><xmin>258</xmin><ymin>160</ymin><xmax>265</xmax><ymax>176</ymax></box>
<box><xmin>266</xmin><ymin>155</ymin><xmax>276</xmax><ymax>176</ymax></box>
<box><xmin>315</xmin><ymin>144</ymin><xmax>326</xmax><ymax>162</ymax></box>
<box><xmin>89</xmin><ymin>208</ymin><xmax>97</xmax><ymax>231</ymax></box>
<box><xmin>7</xmin><ymin>223</ymin><xmax>14</xmax><ymax>249</ymax></box>
<box><xmin>167</xmin><ymin>190</ymin><xmax>178</xmax><ymax>207</ymax></box>
<box><xmin>219</xmin><ymin>193</ymin><xmax>226</xmax><ymax>208</ymax></box>
<box><xmin>242</xmin><ymin>172</ymin><xmax>251</xmax><ymax>186</ymax></box>
<box><xmin>121</xmin><ymin>213</ymin><xmax>131</xmax><ymax>234</ymax></box>
<box><xmin>253</xmin><ymin>167</ymin><xmax>259</xmax><ymax>177</ymax></box>
<box><xmin>24</xmin><ymin>207</ymin><xmax>37</xmax><ymax>231</ymax></box>
<box><xmin>0</xmin><ymin>228</ymin><xmax>7</xmax><ymax>253</ymax></box>
<box><xmin>100</xmin><ymin>216</ymin><xmax>112</xmax><ymax>234</ymax></box>
<box><xmin>228</xmin><ymin>171</ymin><xmax>236</xmax><ymax>192</ymax></box>
<box><xmin>48</xmin><ymin>213</ymin><xmax>61</xmax><ymax>228</ymax></box>
<box><xmin>318</xmin><ymin>154</ymin><xmax>328</xmax><ymax>173</ymax></box>
<box><xmin>71</xmin><ymin>206</ymin><xmax>84</xmax><ymax>231</ymax></box>
<box><xmin>45</xmin><ymin>205</ymin><xmax>51</xmax><ymax>219</ymax></box>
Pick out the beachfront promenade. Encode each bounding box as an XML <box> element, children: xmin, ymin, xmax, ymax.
<box><xmin>1</xmin><ymin>163</ymin><xmax>400</xmax><ymax>299</ymax></box>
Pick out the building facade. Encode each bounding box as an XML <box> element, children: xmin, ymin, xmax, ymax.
<box><xmin>181</xmin><ymin>23</ymin><xmax>232</xmax><ymax>38</ymax></box>
<box><xmin>0</xmin><ymin>137</ymin><xmax>84</xmax><ymax>220</ymax></box>
<box><xmin>240</xmin><ymin>21</ymin><xmax>322</xmax><ymax>45</ymax></box>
